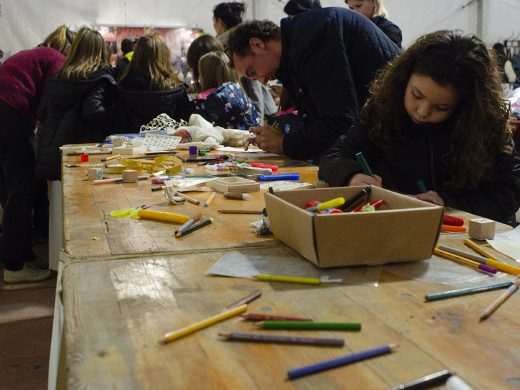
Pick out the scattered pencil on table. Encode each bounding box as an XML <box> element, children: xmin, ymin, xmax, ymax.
<box><xmin>442</xmin><ymin>215</ymin><xmax>464</xmax><ymax>226</ymax></box>
<box><xmin>355</xmin><ymin>152</ymin><xmax>374</xmax><ymax>177</ymax></box>
<box><xmin>93</xmin><ymin>175</ymin><xmax>148</xmax><ymax>185</ymax></box>
<box><xmin>433</xmin><ymin>247</ymin><xmax>497</xmax><ymax>275</ymax></box>
<box><xmin>137</xmin><ymin>209</ymin><xmax>190</xmax><ymax>224</ymax></box>
<box><xmin>218</xmin><ymin>209</ymin><xmax>265</xmax><ymax>214</ymax></box>
<box><xmin>175</xmin><ymin>213</ymin><xmax>202</xmax><ymax>237</ymax></box>
<box><xmin>175</xmin><ymin>191</ymin><xmax>201</xmax><ymax>205</ymax></box>
<box><xmin>440</xmin><ymin>224</ymin><xmax>467</xmax><ymax>233</ymax></box>
<box><xmin>175</xmin><ymin>217</ymin><xmax>213</xmax><ymax>237</ymax></box>
<box><xmin>287</xmin><ymin>343</ymin><xmax>397</xmax><ymax>380</ymax></box>
<box><xmin>463</xmin><ymin>240</ymin><xmax>520</xmax><ymax>274</ymax></box>
<box><xmin>218</xmin><ymin>332</ymin><xmax>344</xmax><ymax>347</ymax></box>
<box><xmin>241</xmin><ymin>312</ymin><xmax>313</xmax><ymax>322</ymax></box>
<box><xmin>254</xmin><ymin>274</ymin><xmax>342</xmax><ymax>285</ymax></box>
<box><xmin>159</xmin><ymin>304</ymin><xmax>247</xmax><ymax>345</ymax></box>
<box><xmin>204</xmin><ymin>191</ymin><xmax>217</xmax><ymax>207</ymax></box>
<box><xmin>257</xmin><ymin>321</ymin><xmax>361</xmax><ymax>331</ymax></box>
<box><xmin>390</xmin><ymin>369</ymin><xmax>452</xmax><ymax>390</ymax></box>
<box><xmin>425</xmin><ymin>281</ymin><xmax>514</xmax><ymax>302</ymax></box>
<box><xmin>225</xmin><ymin>290</ymin><xmax>262</xmax><ymax>310</ymax></box>
<box><xmin>463</xmin><ymin>239</ymin><xmax>497</xmax><ymax>260</ymax></box>
<box><xmin>101</xmin><ymin>154</ymin><xmax>120</xmax><ymax>162</ymax></box>
<box><xmin>479</xmin><ymin>276</ymin><xmax>520</xmax><ymax>321</ymax></box>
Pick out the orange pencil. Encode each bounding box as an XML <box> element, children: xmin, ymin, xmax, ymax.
<box><xmin>440</xmin><ymin>224</ymin><xmax>467</xmax><ymax>233</ymax></box>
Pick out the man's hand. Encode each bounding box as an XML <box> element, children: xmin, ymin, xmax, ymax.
<box><xmin>246</xmin><ymin>124</ymin><xmax>284</xmax><ymax>154</ymax></box>
<box><xmin>348</xmin><ymin>173</ymin><xmax>382</xmax><ymax>187</ymax></box>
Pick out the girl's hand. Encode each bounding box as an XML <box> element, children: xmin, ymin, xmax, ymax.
<box><xmin>415</xmin><ymin>191</ymin><xmax>445</xmax><ymax>206</ymax></box>
<box><xmin>348</xmin><ymin>173</ymin><xmax>382</xmax><ymax>187</ymax></box>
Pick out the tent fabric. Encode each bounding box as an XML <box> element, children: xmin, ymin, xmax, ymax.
<box><xmin>1</xmin><ymin>0</ymin><xmax>520</xmax><ymax>58</ymax></box>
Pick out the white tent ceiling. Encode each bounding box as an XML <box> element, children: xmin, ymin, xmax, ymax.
<box><xmin>1</xmin><ymin>0</ymin><xmax>519</xmax><ymax>57</ymax></box>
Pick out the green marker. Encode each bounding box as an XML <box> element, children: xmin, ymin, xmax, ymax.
<box><xmin>425</xmin><ymin>282</ymin><xmax>513</xmax><ymax>302</ymax></box>
<box><xmin>417</xmin><ymin>179</ymin><xmax>428</xmax><ymax>193</ymax></box>
<box><xmin>259</xmin><ymin>321</ymin><xmax>361</xmax><ymax>331</ymax></box>
<box><xmin>355</xmin><ymin>152</ymin><xmax>374</xmax><ymax>177</ymax></box>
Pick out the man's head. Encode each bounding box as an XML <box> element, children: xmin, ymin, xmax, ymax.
<box><xmin>121</xmin><ymin>38</ymin><xmax>134</xmax><ymax>55</ymax></box>
<box><xmin>228</xmin><ymin>20</ymin><xmax>282</xmax><ymax>84</ymax></box>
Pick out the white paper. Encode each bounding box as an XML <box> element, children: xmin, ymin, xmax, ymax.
<box><xmin>487</xmin><ymin>224</ymin><xmax>520</xmax><ymax>262</ymax></box>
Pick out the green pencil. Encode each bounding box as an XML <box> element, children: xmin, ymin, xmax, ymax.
<box><xmin>259</xmin><ymin>321</ymin><xmax>361</xmax><ymax>331</ymax></box>
<box><xmin>425</xmin><ymin>281</ymin><xmax>513</xmax><ymax>302</ymax></box>
<box><xmin>355</xmin><ymin>152</ymin><xmax>374</xmax><ymax>177</ymax></box>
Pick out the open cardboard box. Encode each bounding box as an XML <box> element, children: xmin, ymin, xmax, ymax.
<box><xmin>264</xmin><ymin>186</ymin><xmax>443</xmax><ymax>268</ymax></box>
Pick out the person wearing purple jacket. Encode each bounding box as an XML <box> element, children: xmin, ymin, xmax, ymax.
<box><xmin>0</xmin><ymin>46</ymin><xmax>65</xmax><ymax>283</ymax></box>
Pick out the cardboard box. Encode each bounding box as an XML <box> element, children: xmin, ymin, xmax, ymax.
<box><xmin>264</xmin><ymin>186</ymin><xmax>443</xmax><ymax>268</ymax></box>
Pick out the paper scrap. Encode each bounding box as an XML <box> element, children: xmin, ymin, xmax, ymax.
<box><xmin>488</xmin><ymin>224</ymin><xmax>520</xmax><ymax>262</ymax></box>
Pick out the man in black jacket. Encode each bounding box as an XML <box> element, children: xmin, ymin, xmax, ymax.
<box><xmin>228</xmin><ymin>7</ymin><xmax>399</xmax><ymax>161</ymax></box>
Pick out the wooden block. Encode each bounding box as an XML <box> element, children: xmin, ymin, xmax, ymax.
<box><xmin>122</xmin><ymin>169</ymin><xmax>139</xmax><ymax>183</ymax></box>
<box><xmin>87</xmin><ymin>168</ymin><xmax>103</xmax><ymax>181</ymax></box>
<box><xmin>112</xmin><ymin>146</ymin><xmax>147</xmax><ymax>155</ymax></box>
<box><xmin>468</xmin><ymin>218</ymin><xmax>495</xmax><ymax>240</ymax></box>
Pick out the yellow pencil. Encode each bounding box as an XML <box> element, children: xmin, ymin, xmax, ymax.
<box><xmin>464</xmin><ymin>239</ymin><xmax>497</xmax><ymax>260</ymax></box>
<box><xmin>433</xmin><ymin>248</ymin><xmax>497</xmax><ymax>274</ymax></box>
<box><xmin>255</xmin><ymin>274</ymin><xmax>321</xmax><ymax>285</ymax></box>
<box><xmin>464</xmin><ymin>239</ymin><xmax>520</xmax><ymax>275</ymax></box>
<box><xmin>159</xmin><ymin>304</ymin><xmax>247</xmax><ymax>344</ymax></box>
<box><xmin>204</xmin><ymin>191</ymin><xmax>217</xmax><ymax>207</ymax></box>
<box><xmin>480</xmin><ymin>277</ymin><xmax>520</xmax><ymax>321</ymax></box>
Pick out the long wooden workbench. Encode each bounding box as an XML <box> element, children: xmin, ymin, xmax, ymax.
<box><xmin>53</xmin><ymin>149</ymin><xmax>520</xmax><ymax>389</ymax></box>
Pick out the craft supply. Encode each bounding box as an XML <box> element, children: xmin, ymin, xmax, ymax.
<box><xmin>250</xmin><ymin>162</ymin><xmax>279</xmax><ymax>172</ymax></box>
<box><xmin>137</xmin><ymin>209</ymin><xmax>189</xmax><ymax>224</ymax></box>
<box><xmin>122</xmin><ymin>169</ymin><xmax>139</xmax><ymax>183</ymax></box>
<box><xmin>218</xmin><ymin>209</ymin><xmax>264</xmax><ymax>214</ymax></box>
<box><xmin>204</xmin><ymin>191</ymin><xmax>217</xmax><ymax>207</ymax></box>
<box><xmin>339</xmin><ymin>186</ymin><xmax>371</xmax><ymax>211</ymax></box>
<box><xmin>479</xmin><ymin>276</ymin><xmax>520</xmax><ymax>321</ymax></box>
<box><xmin>425</xmin><ymin>281</ymin><xmax>513</xmax><ymax>302</ymax></box>
<box><xmin>390</xmin><ymin>369</ymin><xmax>452</xmax><ymax>390</ymax></box>
<box><xmin>305</xmin><ymin>197</ymin><xmax>345</xmax><ymax>212</ymax></box>
<box><xmin>175</xmin><ymin>213</ymin><xmax>202</xmax><ymax>237</ymax></box>
<box><xmin>208</xmin><ymin>176</ymin><xmax>260</xmax><ymax>193</ymax></box>
<box><xmin>87</xmin><ymin>167</ymin><xmax>103</xmax><ymax>181</ymax></box>
<box><xmin>151</xmin><ymin>186</ymin><xmax>165</xmax><ymax>192</ymax></box>
<box><xmin>468</xmin><ymin>218</ymin><xmax>496</xmax><ymax>240</ymax></box>
<box><xmin>175</xmin><ymin>191</ymin><xmax>201</xmax><ymax>205</ymax></box>
<box><xmin>101</xmin><ymin>154</ymin><xmax>120</xmax><ymax>162</ymax></box>
<box><xmin>463</xmin><ymin>239</ymin><xmax>497</xmax><ymax>259</ymax></box>
<box><xmin>93</xmin><ymin>175</ymin><xmax>148</xmax><ymax>185</ymax></box>
<box><xmin>219</xmin><ymin>332</ymin><xmax>344</xmax><ymax>347</ymax></box>
<box><xmin>287</xmin><ymin>343</ymin><xmax>397</xmax><ymax>380</ymax></box>
<box><xmin>188</xmin><ymin>145</ymin><xmax>198</xmax><ymax>157</ymax></box>
<box><xmin>257</xmin><ymin>173</ymin><xmax>300</xmax><ymax>181</ymax></box>
<box><xmin>438</xmin><ymin>244</ymin><xmax>491</xmax><ymax>264</ymax></box>
<box><xmin>176</xmin><ymin>217</ymin><xmax>213</xmax><ymax>237</ymax></box>
<box><xmin>241</xmin><ymin>313</ymin><xmax>313</xmax><ymax>322</ymax></box>
<box><xmin>225</xmin><ymin>290</ymin><xmax>262</xmax><ymax>309</ymax></box>
<box><xmin>416</xmin><ymin>179</ymin><xmax>428</xmax><ymax>193</ymax></box>
<box><xmin>159</xmin><ymin>304</ymin><xmax>247</xmax><ymax>345</ymax></box>
<box><xmin>462</xmin><ymin>241</ymin><xmax>520</xmax><ymax>275</ymax></box>
<box><xmin>353</xmin><ymin>199</ymin><xmax>384</xmax><ymax>213</ymax></box>
<box><xmin>143</xmin><ymin>134</ymin><xmax>181</xmax><ymax>151</ymax></box>
<box><xmin>80</xmin><ymin>152</ymin><xmax>89</xmax><ymax>162</ymax></box>
<box><xmin>255</xmin><ymin>274</ymin><xmax>321</xmax><ymax>285</ymax></box>
<box><xmin>105</xmin><ymin>164</ymin><xmax>126</xmax><ymax>174</ymax></box>
<box><xmin>223</xmin><ymin>192</ymin><xmax>249</xmax><ymax>200</ymax></box>
<box><xmin>443</xmin><ymin>215</ymin><xmax>464</xmax><ymax>226</ymax></box>
<box><xmin>433</xmin><ymin>248</ymin><xmax>497</xmax><ymax>274</ymax></box>
<box><xmin>440</xmin><ymin>224</ymin><xmax>467</xmax><ymax>233</ymax></box>
<box><xmin>258</xmin><ymin>321</ymin><xmax>361</xmax><ymax>331</ymax></box>
<box><xmin>355</xmin><ymin>152</ymin><xmax>374</xmax><ymax>177</ymax></box>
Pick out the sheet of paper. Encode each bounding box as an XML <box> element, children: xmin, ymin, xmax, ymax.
<box><xmin>488</xmin><ymin>224</ymin><xmax>520</xmax><ymax>261</ymax></box>
<box><xmin>206</xmin><ymin>251</ymin><xmax>381</xmax><ymax>286</ymax></box>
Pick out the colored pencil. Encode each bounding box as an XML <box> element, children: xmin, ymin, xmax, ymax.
<box><xmin>175</xmin><ymin>213</ymin><xmax>201</xmax><ymax>237</ymax></box>
<box><xmin>218</xmin><ymin>332</ymin><xmax>344</xmax><ymax>347</ymax></box>
<box><xmin>339</xmin><ymin>186</ymin><xmax>371</xmax><ymax>211</ymax></box>
<box><xmin>463</xmin><ymin>240</ymin><xmax>520</xmax><ymax>275</ymax></box>
<box><xmin>287</xmin><ymin>343</ymin><xmax>398</xmax><ymax>380</ymax></box>
<box><xmin>306</xmin><ymin>197</ymin><xmax>345</xmax><ymax>212</ymax></box>
<box><xmin>479</xmin><ymin>276</ymin><xmax>520</xmax><ymax>321</ymax></box>
<box><xmin>241</xmin><ymin>312</ymin><xmax>313</xmax><ymax>322</ymax></box>
<box><xmin>433</xmin><ymin>248</ymin><xmax>497</xmax><ymax>274</ymax></box>
<box><xmin>218</xmin><ymin>209</ymin><xmax>264</xmax><ymax>214</ymax></box>
<box><xmin>464</xmin><ymin>239</ymin><xmax>498</xmax><ymax>259</ymax></box>
<box><xmin>159</xmin><ymin>304</ymin><xmax>247</xmax><ymax>344</ymax></box>
<box><xmin>255</xmin><ymin>274</ymin><xmax>321</xmax><ymax>285</ymax></box>
<box><xmin>355</xmin><ymin>152</ymin><xmax>374</xmax><ymax>177</ymax></box>
<box><xmin>138</xmin><ymin>209</ymin><xmax>190</xmax><ymax>224</ymax></box>
<box><xmin>425</xmin><ymin>281</ymin><xmax>513</xmax><ymax>302</ymax></box>
<box><xmin>204</xmin><ymin>191</ymin><xmax>217</xmax><ymax>207</ymax></box>
<box><xmin>438</xmin><ymin>244</ymin><xmax>490</xmax><ymax>264</ymax></box>
<box><xmin>175</xmin><ymin>191</ymin><xmax>201</xmax><ymax>205</ymax></box>
<box><xmin>176</xmin><ymin>217</ymin><xmax>213</xmax><ymax>237</ymax></box>
<box><xmin>390</xmin><ymin>369</ymin><xmax>452</xmax><ymax>390</ymax></box>
<box><xmin>258</xmin><ymin>321</ymin><xmax>361</xmax><ymax>331</ymax></box>
<box><xmin>440</xmin><ymin>224</ymin><xmax>467</xmax><ymax>233</ymax></box>
<box><xmin>225</xmin><ymin>290</ymin><xmax>262</xmax><ymax>309</ymax></box>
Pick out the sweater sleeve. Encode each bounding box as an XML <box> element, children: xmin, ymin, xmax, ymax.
<box><xmin>440</xmin><ymin>146</ymin><xmax>520</xmax><ymax>225</ymax></box>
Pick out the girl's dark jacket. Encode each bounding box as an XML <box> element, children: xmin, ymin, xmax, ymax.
<box><xmin>36</xmin><ymin>66</ymin><xmax>117</xmax><ymax>180</ymax></box>
<box><xmin>118</xmin><ymin>74</ymin><xmax>193</xmax><ymax>133</ymax></box>
<box><xmin>319</xmin><ymin>120</ymin><xmax>520</xmax><ymax>225</ymax></box>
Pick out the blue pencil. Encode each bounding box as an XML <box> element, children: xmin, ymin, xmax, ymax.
<box><xmin>355</xmin><ymin>152</ymin><xmax>374</xmax><ymax>177</ymax></box>
<box><xmin>287</xmin><ymin>343</ymin><xmax>398</xmax><ymax>380</ymax></box>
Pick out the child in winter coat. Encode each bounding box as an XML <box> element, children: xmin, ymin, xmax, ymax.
<box><xmin>195</xmin><ymin>51</ymin><xmax>259</xmax><ymax>129</ymax></box>
<box><xmin>319</xmin><ymin>30</ymin><xmax>520</xmax><ymax>225</ymax></box>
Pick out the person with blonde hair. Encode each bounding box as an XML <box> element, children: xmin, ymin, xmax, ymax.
<box><xmin>195</xmin><ymin>51</ymin><xmax>258</xmax><ymax>129</ymax></box>
<box><xmin>345</xmin><ymin>0</ymin><xmax>402</xmax><ymax>47</ymax></box>
<box><xmin>118</xmin><ymin>33</ymin><xmax>192</xmax><ymax>132</ymax></box>
<box><xmin>40</xmin><ymin>24</ymin><xmax>75</xmax><ymax>55</ymax></box>
<box><xmin>36</xmin><ymin>27</ymin><xmax>117</xmax><ymax>180</ymax></box>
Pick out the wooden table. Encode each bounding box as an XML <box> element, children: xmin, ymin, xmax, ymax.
<box><xmin>61</xmin><ymin>151</ymin><xmax>318</xmax><ymax>261</ymax></box>
<box><xmin>54</xmin><ymin>148</ymin><xmax>520</xmax><ymax>389</ymax></box>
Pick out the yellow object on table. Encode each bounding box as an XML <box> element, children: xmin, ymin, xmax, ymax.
<box><xmin>137</xmin><ymin>209</ymin><xmax>189</xmax><ymax>224</ymax></box>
